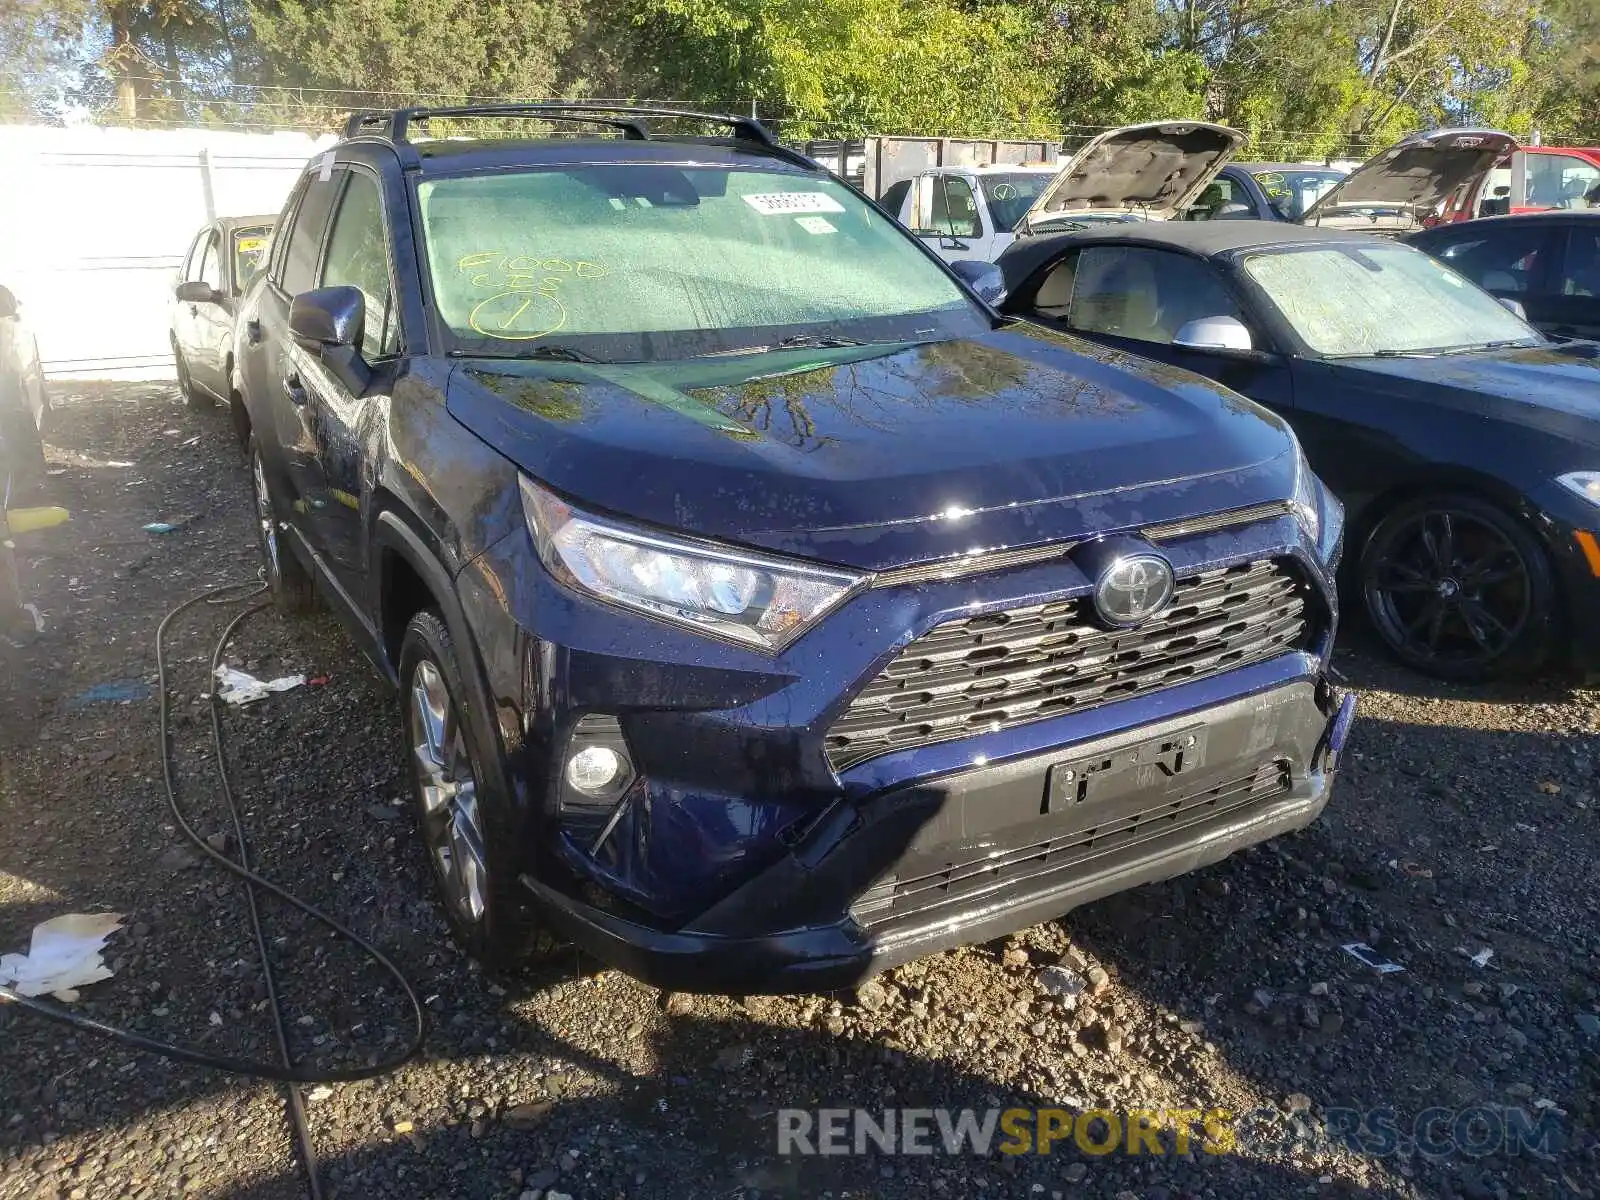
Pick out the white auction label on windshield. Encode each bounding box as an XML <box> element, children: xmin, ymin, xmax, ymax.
<box><xmin>795</xmin><ymin>216</ymin><xmax>837</xmax><ymax>234</ymax></box>
<box><xmin>742</xmin><ymin>192</ymin><xmax>846</xmax><ymax>215</ymax></box>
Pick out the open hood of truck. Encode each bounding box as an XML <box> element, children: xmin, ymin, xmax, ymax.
<box><xmin>1300</xmin><ymin>128</ymin><xmax>1519</xmax><ymax>231</ymax></box>
<box><xmin>1019</xmin><ymin>121</ymin><xmax>1244</xmax><ymax>231</ymax></box>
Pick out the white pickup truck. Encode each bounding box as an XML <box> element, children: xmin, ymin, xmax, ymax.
<box><xmin>878</xmin><ymin>164</ymin><xmax>1064</xmax><ymax>264</ymax></box>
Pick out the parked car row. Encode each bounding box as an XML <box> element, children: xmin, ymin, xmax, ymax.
<box><xmin>180</xmin><ymin>104</ymin><xmax>1596</xmax><ymax>995</ymax></box>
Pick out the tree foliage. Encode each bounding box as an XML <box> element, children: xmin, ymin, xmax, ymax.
<box><xmin>1</xmin><ymin>0</ymin><xmax>1595</xmax><ymax>155</ymax></box>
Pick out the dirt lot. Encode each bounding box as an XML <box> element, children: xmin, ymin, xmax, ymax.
<box><xmin>2</xmin><ymin>382</ymin><xmax>1597</xmax><ymax>1200</ymax></box>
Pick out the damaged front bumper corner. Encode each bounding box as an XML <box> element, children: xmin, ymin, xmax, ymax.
<box><xmin>522</xmin><ymin>681</ymin><xmax>1356</xmax><ymax>994</ymax></box>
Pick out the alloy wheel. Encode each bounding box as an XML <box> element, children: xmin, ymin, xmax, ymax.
<box><xmin>1364</xmin><ymin>506</ymin><xmax>1533</xmax><ymax>670</ymax></box>
<box><xmin>408</xmin><ymin>659</ymin><xmax>489</xmax><ymax>924</ymax></box>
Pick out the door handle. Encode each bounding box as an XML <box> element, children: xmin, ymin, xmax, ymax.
<box><xmin>188</xmin><ymin>304</ymin><xmax>199</xmax><ymax>316</ymax></box>
<box><xmin>282</xmin><ymin>373</ymin><xmax>308</xmax><ymax>406</ymax></box>
<box><xmin>245</xmin><ymin>320</ymin><xmax>262</xmax><ymax>345</ymax></box>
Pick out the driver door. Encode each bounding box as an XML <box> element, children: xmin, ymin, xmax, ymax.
<box><xmin>293</xmin><ymin>165</ymin><xmax>400</xmax><ymax>589</ymax></box>
<box><xmin>1022</xmin><ymin>244</ymin><xmax>1296</xmax><ymax>413</ymax></box>
<box><xmin>911</xmin><ymin>174</ymin><xmax>989</xmax><ymax>262</ymax></box>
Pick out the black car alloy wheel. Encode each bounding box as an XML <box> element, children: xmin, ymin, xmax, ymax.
<box><xmin>398</xmin><ymin>610</ymin><xmax>553</xmax><ymax>967</ymax></box>
<box><xmin>1361</xmin><ymin>494</ymin><xmax>1555</xmax><ymax>681</ymax></box>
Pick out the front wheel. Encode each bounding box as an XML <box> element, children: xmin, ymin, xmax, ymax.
<box><xmin>400</xmin><ymin>610</ymin><xmax>553</xmax><ymax>967</ymax></box>
<box><xmin>1360</xmin><ymin>494</ymin><xmax>1557</xmax><ymax>682</ymax></box>
<box><xmin>248</xmin><ymin>437</ymin><xmax>315</xmax><ymax>614</ymax></box>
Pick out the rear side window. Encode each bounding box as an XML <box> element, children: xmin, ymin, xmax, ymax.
<box><xmin>279</xmin><ymin>170</ymin><xmax>341</xmax><ymax>296</ymax></box>
<box><xmin>1429</xmin><ymin>227</ymin><xmax>1553</xmax><ymax>296</ymax></box>
<box><xmin>1559</xmin><ymin>227</ymin><xmax>1600</xmax><ymax>297</ymax></box>
<box><xmin>320</xmin><ymin>171</ymin><xmax>398</xmax><ymax>358</ymax></box>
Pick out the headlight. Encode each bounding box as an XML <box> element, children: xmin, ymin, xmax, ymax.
<box><xmin>1557</xmin><ymin>471</ymin><xmax>1600</xmax><ymax>507</ymax></box>
<box><xmin>1290</xmin><ymin>446</ymin><xmax>1321</xmax><ymax>545</ymax></box>
<box><xmin>519</xmin><ymin>476</ymin><xmax>863</xmax><ymax>652</ymax></box>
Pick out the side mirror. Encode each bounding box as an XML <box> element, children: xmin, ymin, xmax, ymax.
<box><xmin>1498</xmin><ymin>296</ymin><xmax>1527</xmax><ymax>319</ymax></box>
<box><xmin>948</xmin><ymin>259</ymin><xmax>1008</xmax><ymax>307</ymax></box>
<box><xmin>0</xmin><ymin>285</ymin><xmax>16</xmax><ymax>320</ymax></box>
<box><xmin>1173</xmin><ymin>315</ymin><xmax>1254</xmax><ymax>353</ymax></box>
<box><xmin>175</xmin><ymin>281</ymin><xmax>219</xmax><ymax>304</ymax></box>
<box><xmin>289</xmin><ymin>286</ymin><xmax>364</xmax><ymax>351</ymax></box>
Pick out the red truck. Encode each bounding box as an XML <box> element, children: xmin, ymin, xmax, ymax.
<box><xmin>1438</xmin><ymin>142</ymin><xmax>1600</xmax><ymax>222</ymax></box>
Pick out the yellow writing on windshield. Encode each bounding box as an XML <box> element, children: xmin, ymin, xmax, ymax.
<box><xmin>468</xmin><ymin>290</ymin><xmax>568</xmax><ymax>341</ymax></box>
<box><xmin>457</xmin><ymin>251</ymin><xmax>608</xmax><ymax>341</ymax></box>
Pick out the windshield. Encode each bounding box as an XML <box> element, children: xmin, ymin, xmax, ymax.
<box><xmin>416</xmin><ymin>165</ymin><xmax>984</xmax><ymax>361</ymax></box>
<box><xmin>1241</xmin><ymin>242</ymin><xmax>1539</xmax><ymax>357</ymax></box>
<box><xmin>977</xmin><ymin>173</ymin><xmax>1053</xmax><ymax>233</ymax></box>
<box><xmin>1250</xmin><ymin>170</ymin><xmax>1343</xmax><ymax>220</ymax></box>
<box><xmin>231</xmin><ymin>226</ymin><xmax>271</xmax><ymax>292</ymax></box>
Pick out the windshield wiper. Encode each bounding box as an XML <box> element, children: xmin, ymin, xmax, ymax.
<box><xmin>772</xmin><ymin>333</ymin><xmax>870</xmax><ymax>350</ymax></box>
<box><xmin>1368</xmin><ymin>338</ymin><xmax>1536</xmax><ymax>359</ymax></box>
<box><xmin>449</xmin><ymin>345</ymin><xmax>604</xmax><ymax>363</ymax></box>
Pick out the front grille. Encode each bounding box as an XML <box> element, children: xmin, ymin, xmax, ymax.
<box><xmin>826</xmin><ymin>558</ymin><xmax>1309</xmax><ymax>770</ymax></box>
<box><xmin>851</xmin><ymin>759</ymin><xmax>1291</xmax><ymax>930</ymax></box>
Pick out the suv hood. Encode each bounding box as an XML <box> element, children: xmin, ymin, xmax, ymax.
<box><xmin>1301</xmin><ymin>128</ymin><xmax>1519</xmax><ymax>231</ymax></box>
<box><xmin>446</xmin><ymin>328</ymin><xmax>1300</xmax><ymax>572</ymax></box>
<box><xmin>1020</xmin><ymin>121</ymin><xmax>1244</xmax><ymax>231</ymax></box>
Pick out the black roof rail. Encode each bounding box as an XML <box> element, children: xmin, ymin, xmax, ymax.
<box><xmin>342</xmin><ymin>110</ymin><xmax>390</xmax><ymax>140</ymax></box>
<box><xmin>337</xmin><ymin>102</ymin><xmax>811</xmax><ymax>167</ymax></box>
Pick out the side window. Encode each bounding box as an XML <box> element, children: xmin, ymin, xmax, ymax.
<box><xmin>1432</xmin><ymin>229</ymin><xmax>1552</xmax><ymax>296</ymax></box>
<box><xmin>183</xmin><ymin>230</ymin><xmax>209</xmax><ymax>281</ymax></box>
<box><xmin>1558</xmin><ymin>228</ymin><xmax>1600</xmax><ymax>298</ymax></box>
<box><xmin>1526</xmin><ymin>153</ymin><xmax>1600</xmax><ymax>210</ymax></box>
<box><xmin>279</xmin><ymin>170</ymin><xmax>342</xmax><ymax>296</ymax></box>
<box><xmin>942</xmin><ymin>177</ymin><xmax>981</xmax><ymax>238</ymax></box>
<box><xmin>1028</xmin><ymin>251</ymin><xmax>1079</xmax><ymax>319</ymax></box>
<box><xmin>1069</xmin><ymin>246</ymin><xmax>1244</xmax><ymax>345</ymax></box>
<box><xmin>1190</xmin><ymin>175</ymin><xmax>1255</xmax><ymax>220</ymax></box>
<box><xmin>319</xmin><ymin>170</ymin><xmax>398</xmax><ymax>358</ymax></box>
<box><xmin>198</xmin><ymin>233</ymin><xmax>223</xmax><ymax>292</ymax></box>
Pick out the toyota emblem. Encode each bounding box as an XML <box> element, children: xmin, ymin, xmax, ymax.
<box><xmin>1093</xmin><ymin>555</ymin><xmax>1176</xmax><ymax>627</ymax></box>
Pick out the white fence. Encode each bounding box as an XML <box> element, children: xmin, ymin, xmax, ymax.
<box><xmin>0</xmin><ymin>124</ymin><xmax>336</xmax><ymax>378</ymax></box>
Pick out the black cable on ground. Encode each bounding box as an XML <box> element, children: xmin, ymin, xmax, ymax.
<box><xmin>1</xmin><ymin>579</ymin><xmax>430</xmax><ymax>1198</ymax></box>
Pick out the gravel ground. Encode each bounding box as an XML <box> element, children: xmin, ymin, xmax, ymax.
<box><xmin>2</xmin><ymin>381</ymin><xmax>1597</xmax><ymax>1200</ymax></box>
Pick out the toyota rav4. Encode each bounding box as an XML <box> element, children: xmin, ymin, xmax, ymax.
<box><xmin>234</xmin><ymin>104</ymin><xmax>1355</xmax><ymax>993</ymax></box>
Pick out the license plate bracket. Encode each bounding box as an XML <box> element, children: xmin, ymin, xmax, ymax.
<box><xmin>1044</xmin><ymin>725</ymin><xmax>1209</xmax><ymax>814</ymax></box>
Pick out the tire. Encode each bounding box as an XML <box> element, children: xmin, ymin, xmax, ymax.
<box><xmin>247</xmin><ymin>437</ymin><xmax>316</xmax><ymax>614</ymax></box>
<box><xmin>1359</xmin><ymin>492</ymin><xmax>1558</xmax><ymax>682</ymax></box>
<box><xmin>174</xmin><ymin>343</ymin><xmax>213</xmax><ymax>409</ymax></box>
<box><xmin>399</xmin><ymin>609</ymin><xmax>554</xmax><ymax>968</ymax></box>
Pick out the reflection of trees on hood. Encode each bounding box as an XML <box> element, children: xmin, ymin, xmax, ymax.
<box><xmin>913</xmin><ymin>336</ymin><xmax>1144</xmax><ymax>419</ymax></box>
<box><xmin>704</xmin><ymin>369</ymin><xmax>835</xmax><ymax>451</ymax></box>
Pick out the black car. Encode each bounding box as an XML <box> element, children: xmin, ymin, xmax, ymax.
<box><xmin>171</xmin><ymin>214</ymin><xmax>276</xmax><ymax>432</ymax></box>
<box><xmin>233</xmin><ymin>104</ymin><xmax>1352</xmax><ymax>991</ymax></box>
<box><xmin>1406</xmin><ymin>211</ymin><xmax>1600</xmax><ymax>341</ymax></box>
<box><xmin>989</xmin><ymin>221</ymin><xmax>1600</xmax><ymax>684</ymax></box>
<box><xmin>0</xmin><ymin>283</ymin><xmax>49</xmax><ymax>496</ymax></box>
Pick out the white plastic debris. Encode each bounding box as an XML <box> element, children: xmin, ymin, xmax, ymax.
<box><xmin>1341</xmin><ymin>942</ymin><xmax>1405</xmax><ymax>974</ymax></box>
<box><xmin>214</xmin><ymin>665</ymin><xmax>306</xmax><ymax>706</ymax></box>
<box><xmin>0</xmin><ymin>912</ymin><xmax>124</xmax><ymax>1002</ymax></box>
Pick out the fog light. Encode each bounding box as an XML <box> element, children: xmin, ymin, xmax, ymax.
<box><xmin>566</xmin><ymin>745</ymin><xmax>623</xmax><ymax>794</ymax></box>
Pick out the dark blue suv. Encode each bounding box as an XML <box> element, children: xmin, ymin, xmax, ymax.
<box><xmin>234</xmin><ymin>105</ymin><xmax>1355</xmax><ymax>993</ymax></box>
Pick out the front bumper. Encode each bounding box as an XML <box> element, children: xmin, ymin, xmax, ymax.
<box><xmin>522</xmin><ymin>680</ymin><xmax>1352</xmax><ymax>993</ymax></box>
<box><xmin>451</xmin><ymin>505</ymin><xmax>1346</xmax><ymax>992</ymax></box>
